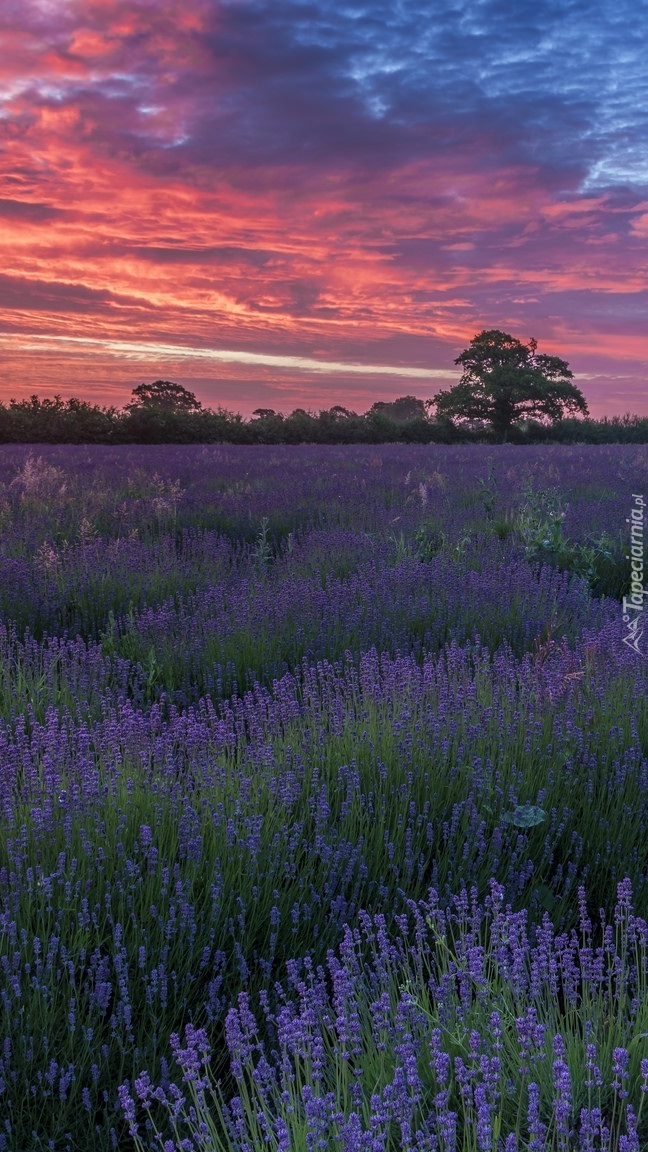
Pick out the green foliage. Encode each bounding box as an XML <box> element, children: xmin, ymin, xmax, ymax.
<box><xmin>492</xmin><ymin>512</ymin><xmax>516</xmax><ymax>541</ymax></box>
<box><xmin>477</xmin><ymin>458</ymin><xmax>499</xmax><ymax>520</ymax></box>
<box><xmin>414</xmin><ymin>522</ymin><xmax>446</xmax><ymax>561</ymax></box>
<box><xmin>0</xmin><ymin>394</ymin><xmax>118</xmax><ymax>443</ymax></box>
<box><xmin>253</xmin><ymin>516</ymin><xmax>273</xmax><ymax>568</ymax></box>
<box><xmin>515</xmin><ymin>482</ymin><xmax>626</xmax><ymax>597</ymax></box>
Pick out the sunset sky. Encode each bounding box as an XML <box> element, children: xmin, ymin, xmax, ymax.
<box><xmin>1</xmin><ymin>0</ymin><xmax>647</xmax><ymax>418</ymax></box>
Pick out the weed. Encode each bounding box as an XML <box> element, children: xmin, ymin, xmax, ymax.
<box><xmin>515</xmin><ymin>482</ymin><xmax>626</xmax><ymax>597</ymax></box>
<box><xmin>254</xmin><ymin>516</ymin><xmax>273</xmax><ymax>568</ymax></box>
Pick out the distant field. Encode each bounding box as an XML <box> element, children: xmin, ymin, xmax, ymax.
<box><xmin>1</xmin><ymin>444</ymin><xmax>647</xmax><ymax>1151</ymax></box>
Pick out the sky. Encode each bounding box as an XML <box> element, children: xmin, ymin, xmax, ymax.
<box><xmin>1</xmin><ymin>0</ymin><xmax>647</xmax><ymax>418</ymax></box>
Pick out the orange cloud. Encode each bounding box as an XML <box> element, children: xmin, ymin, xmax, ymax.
<box><xmin>0</xmin><ymin>0</ymin><xmax>646</xmax><ymax>417</ymax></box>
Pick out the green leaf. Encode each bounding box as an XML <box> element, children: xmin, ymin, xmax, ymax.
<box><xmin>535</xmin><ymin>883</ymin><xmax>557</xmax><ymax>912</ymax></box>
<box><xmin>501</xmin><ymin>803</ymin><xmax>547</xmax><ymax>828</ymax></box>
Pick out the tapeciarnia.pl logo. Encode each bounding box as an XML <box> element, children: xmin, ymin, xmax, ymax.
<box><xmin>622</xmin><ymin>493</ymin><xmax>646</xmax><ymax>655</ymax></box>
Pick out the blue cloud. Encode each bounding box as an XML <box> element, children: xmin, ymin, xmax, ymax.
<box><xmin>13</xmin><ymin>0</ymin><xmax>646</xmax><ymax>194</ymax></box>
<box><xmin>164</xmin><ymin>0</ymin><xmax>646</xmax><ymax>193</ymax></box>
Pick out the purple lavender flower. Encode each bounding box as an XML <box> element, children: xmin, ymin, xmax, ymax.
<box><xmin>584</xmin><ymin>1042</ymin><xmax>603</xmax><ymax>1090</ymax></box>
<box><xmin>552</xmin><ymin>1054</ymin><xmax>572</xmax><ymax>1148</ymax></box>
<box><xmin>474</xmin><ymin>1083</ymin><xmax>492</xmax><ymax>1151</ymax></box>
<box><xmin>527</xmin><ymin>1082</ymin><xmax>546</xmax><ymax>1152</ymax></box>
<box><xmin>429</xmin><ymin>1031</ymin><xmax>450</xmax><ymax>1090</ymax></box>
<box><xmin>117</xmin><ymin>1083</ymin><xmax>138</xmax><ymax>1138</ymax></box>
<box><xmin>615</xmin><ymin>878</ymin><xmax>634</xmax><ymax>922</ymax></box>
<box><xmin>133</xmin><ymin>1070</ymin><xmax>153</xmax><ymax>1108</ymax></box>
<box><xmin>515</xmin><ymin>1008</ymin><xmax>545</xmax><ymax>1075</ymax></box>
<box><xmin>611</xmin><ymin>1047</ymin><xmax>630</xmax><ymax>1100</ymax></box>
<box><xmin>435</xmin><ymin>1101</ymin><xmax>457</xmax><ymax>1152</ymax></box>
<box><xmin>620</xmin><ymin>1104</ymin><xmax>640</xmax><ymax>1152</ymax></box>
<box><xmin>579</xmin><ymin>1106</ymin><xmax>601</xmax><ymax>1152</ymax></box>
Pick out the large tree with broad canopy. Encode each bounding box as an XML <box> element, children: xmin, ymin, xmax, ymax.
<box><xmin>127</xmin><ymin>380</ymin><xmax>202</xmax><ymax>412</ymax></box>
<box><xmin>431</xmin><ymin>330</ymin><xmax>588</xmax><ymax>439</ymax></box>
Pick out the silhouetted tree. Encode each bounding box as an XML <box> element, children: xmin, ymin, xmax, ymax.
<box><xmin>368</xmin><ymin>396</ymin><xmax>427</xmax><ymax>422</ymax></box>
<box><xmin>249</xmin><ymin>408</ymin><xmax>286</xmax><ymax>443</ymax></box>
<box><xmin>0</xmin><ymin>395</ymin><xmax>118</xmax><ymax>443</ymax></box>
<box><xmin>283</xmin><ymin>409</ymin><xmax>318</xmax><ymax>442</ymax></box>
<box><xmin>431</xmin><ymin>330</ymin><xmax>588</xmax><ymax>440</ymax></box>
<box><xmin>127</xmin><ymin>380</ymin><xmax>202</xmax><ymax>412</ymax></box>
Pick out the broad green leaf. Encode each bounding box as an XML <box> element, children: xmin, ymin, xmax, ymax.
<box><xmin>535</xmin><ymin>883</ymin><xmax>557</xmax><ymax>912</ymax></box>
<box><xmin>501</xmin><ymin>803</ymin><xmax>547</xmax><ymax>828</ymax></box>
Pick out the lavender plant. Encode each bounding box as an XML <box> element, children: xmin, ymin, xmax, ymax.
<box><xmin>0</xmin><ymin>442</ymin><xmax>646</xmax><ymax>1151</ymax></box>
<box><xmin>119</xmin><ymin>879</ymin><xmax>648</xmax><ymax>1152</ymax></box>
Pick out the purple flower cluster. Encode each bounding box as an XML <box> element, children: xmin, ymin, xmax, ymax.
<box><xmin>0</xmin><ymin>442</ymin><xmax>646</xmax><ymax>1151</ymax></box>
<box><xmin>118</xmin><ymin>879</ymin><xmax>648</xmax><ymax>1151</ymax></box>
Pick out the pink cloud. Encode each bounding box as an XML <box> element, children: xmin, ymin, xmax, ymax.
<box><xmin>0</xmin><ymin>0</ymin><xmax>646</xmax><ymax>417</ymax></box>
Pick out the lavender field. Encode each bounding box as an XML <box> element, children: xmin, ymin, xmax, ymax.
<box><xmin>1</xmin><ymin>443</ymin><xmax>647</xmax><ymax>1152</ymax></box>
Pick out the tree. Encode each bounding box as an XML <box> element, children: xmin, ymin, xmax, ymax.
<box><xmin>431</xmin><ymin>330</ymin><xmax>588</xmax><ymax>440</ymax></box>
<box><xmin>252</xmin><ymin>408</ymin><xmax>281</xmax><ymax>420</ymax></box>
<box><xmin>127</xmin><ymin>380</ymin><xmax>202</xmax><ymax>412</ymax></box>
<box><xmin>367</xmin><ymin>396</ymin><xmax>427</xmax><ymax>423</ymax></box>
<box><xmin>250</xmin><ymin>408</ymin><xmax>285</xmax><ymax>444</ymax></box>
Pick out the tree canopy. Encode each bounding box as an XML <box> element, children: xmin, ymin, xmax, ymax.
<box><xmin>3</xmin><ymin>391</ymin><xmax>648</xmax><ymax>444</ymax></box>
<box><xmin>368</xmin><ymin>396</ymin><xmax>427</xmax><ymax>423</ymax></box>
<box><xmin>431</xmin><ymin>330</ymin><xmax>589</xmax><ymax>439</ymax></box>
<box><xmin>127</xmin><ymin>380</ymin><xmax>202</xmax><ymax>412</ymax></box>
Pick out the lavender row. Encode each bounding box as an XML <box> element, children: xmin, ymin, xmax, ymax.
<box><xmin>0</xmin><ymin>444</ymin><xmax>642</xmax><ymax>636</ymax></box>
<box><xmin>0</xmin><ymin>547</ymin><xmax>614</xmax><ymax>727</ymax></box>
<box><xmin>1</xmin><ymin>630</ymin><xmax>647</xmax><ymax>1147</ymax></box>
<box><xmin>1</xmin><ymin>443</ymin><xmax>646</xmax><ymax>1151</ymax></box>
<box><xmin>104</xmin><ymin>549</ymin><xmax>616</xmax><ymax>704</ymax></box>
<box><xmin>120</xmin><ymin>878</ymin><xmax>648</xmax><ymax>1152</ymax></box>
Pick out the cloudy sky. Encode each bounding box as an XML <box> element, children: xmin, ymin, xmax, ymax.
<box><xmin>1</xmin><ymin>0</ymin><xmax>647</xmax><ymax>416</ymax></box>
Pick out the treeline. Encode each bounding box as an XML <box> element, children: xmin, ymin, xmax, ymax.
<box><xmin>2</xmin><ymin>393</ymin><xmax>648</xmax><ymax>444</ymax></box>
